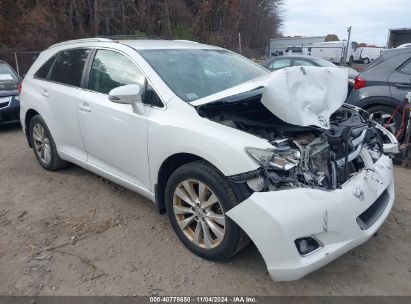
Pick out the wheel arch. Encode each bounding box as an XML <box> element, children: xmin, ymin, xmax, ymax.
<box><xmin>24</xmin><ymin>109</ymin><xmax>40</xmax><ymax>147</ymax></box>
<box><xmin>354</xmin><ymin>96</ymin><xmax>400</xmax><ymax>111</ymax></box>
<box><xmin>155</xmin><ymin>153</ymin><xmax>211</xmax><ymax>214</ymax></box>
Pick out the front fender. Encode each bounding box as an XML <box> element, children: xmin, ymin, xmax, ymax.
<box><xmin>147</xmin><ymin>99</ymin><xmax>270</xmax><ymax>191</ymax></box>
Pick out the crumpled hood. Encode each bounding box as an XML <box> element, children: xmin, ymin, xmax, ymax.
<box><xmin>192</xmin><ymin>66</ymin><xmax>348</xmax><ymax>129</ymax></box>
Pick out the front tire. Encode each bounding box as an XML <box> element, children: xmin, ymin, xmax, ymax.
<box><xmin>165</xmin><ymin>161</ymin><xmax>248</xmax><ymax>261</ymax></box>
<box><xmin>29</xmin><ymin>115</ymin><xmax>68</xmax><ymax>171</ymax></box>
<box><xmin>363</xmin><ymin>57</ymin><xmax>370</xmax><ymax>64</ymax></box>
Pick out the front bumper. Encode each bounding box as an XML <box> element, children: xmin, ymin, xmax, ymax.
<box><xmin>0</xmin><ymin>95</ymin><xmax>20</xmax><ymax>124</ymax></box>
<box><xmin>227</xmin><ymin>154</ymin><xmax>394</xmax><ymax>281</ymax></box>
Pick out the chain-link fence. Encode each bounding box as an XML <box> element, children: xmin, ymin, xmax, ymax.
<box><xmin>0</xmin><ymin>51</ymin><xmax>40</xmax><ymax>77</ymax></box>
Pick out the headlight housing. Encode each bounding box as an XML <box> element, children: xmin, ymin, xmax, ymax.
<box><xmin>246</xmin><ymin>139</ymin><xmax>301</xmax><ymax>171</ymax></box>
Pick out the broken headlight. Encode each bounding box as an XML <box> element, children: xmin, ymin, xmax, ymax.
<box><xmin>246</xmin><ymin>139</ymin><xmax>301</xmax><ymax>171</ymax></box>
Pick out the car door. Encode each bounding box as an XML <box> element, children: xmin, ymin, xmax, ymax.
<box><xmin>77</xmin><ymin>49</ymin><xmax>151</xmax><ymax>191</ymax></box>
<box><xmin>42</xmin><ymin>48</ymin><xmax>90</xmax><ymax>161</ymax></box>
<box><xmin>388</xmin><ymin>57</ymin><xmax>411</xmax><ymax>102</ymax></box>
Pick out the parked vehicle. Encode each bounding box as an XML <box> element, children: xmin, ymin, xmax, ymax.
<box><xmin>347</xmin><ymin>47</ymin><xmax>411</xmax><ymax>139</ymax></box>
<box><xmin>0</xmin><ymin>60</ymin><xmax>20</xmax><ymax>125</ymax></box>
<box><xmin>284</xmin><ymin>46</ymin><xmax>309</xmax><ymax>56</ymax></box>
<box><xmin>396</xmin><ymin>43</ymin><xmax>411</xmax><ymax>48</ymax></box>
<box><xmin>352</xmin><ymin>47</ymin><xmax>385</xmax><ymax>64</ymax></box>
<box><xmin>260</xmin><ymin>55</ymin><xmax>358</xmax><ymax>94</ymax></box>
<box><xmin>311</xmin><ymin>41</ymin><xmax>358</xmax><ymax>64</ymax></box>
<box><xmin>21</xmin><ymin>38</ymin><xmax>397</xmax><ymax>281</ymax></box>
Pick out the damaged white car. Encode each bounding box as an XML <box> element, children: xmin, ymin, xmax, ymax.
<box><xmin>20</xmin><ymin>39</ymin><xmax>398</xmax><ymax>281</ymax></box>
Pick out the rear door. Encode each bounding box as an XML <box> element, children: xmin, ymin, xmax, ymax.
<box><xmin>388</xmin><ymin>55</ymin><xmax>411</xmax><ymax>102</ymax></box>
<box><xmin>41</xmin><ymin>48</ymin><xmax>90</xmax><ymax>161</ymax></box>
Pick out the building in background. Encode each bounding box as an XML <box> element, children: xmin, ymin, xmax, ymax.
<box><xmin>268</xmin><ymin>36</ymin><xmax>326</xmax><ymax>56</ymax></box>
<box><xmin>387</xmin><ymin>28</ymin><xmax>411</xmax><ymax>48</ymax></box>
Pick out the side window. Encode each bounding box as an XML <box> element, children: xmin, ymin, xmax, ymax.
<box><xmin>34</xmin><ymin>55</ymin><xmax>57</xmax><ymax>79</ymax></box>
<box><xmin>144</xmin><ymin>83</ymin><xmax>164</xmax><ymax>107</ymax></box>
<box><xmin>399</xmin><ymin>59</ymin><xmax>411</xmax><ymax>75</ymax></box>
<box><xmin>49</xmin><ymin>49</ymin><xmax>89</xmax><ymax>86</ymax></box>
<box><xmin>269</xmin><ymin>58</ymin><xmax>291</xmax><ymax>70</ymax></box>
<box><xmin>88</xmin><ymin>50</ymin><xmax>145</xmax><ymax>94</ymax></box>
<box><xmin>293</xmin><ymin>59</ymin><xmax>315</xmax><ymax>67</ymax></box>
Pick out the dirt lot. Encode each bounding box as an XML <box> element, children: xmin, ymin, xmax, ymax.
<box><xmin>0</xmin><ymin>124</ymin><xmax>410</xmax><ymax>296</ymax></box>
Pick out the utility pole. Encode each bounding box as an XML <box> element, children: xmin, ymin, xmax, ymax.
<box><xmin>238</xmin><ymin>32</ymin><xmax>242</xmax><ymax>55</ymax></box>
<box><xmin>344</xmin><ymin>26</ymin><xmax>352</xmax><ymax>65</ymax></box>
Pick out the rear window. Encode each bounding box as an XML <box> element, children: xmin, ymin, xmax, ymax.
<box><xmin>34</xmin><ymin>55</ymin><xmax>57</xmax><ymax>79</ymax></box>
<box><xmin>49</xmin><ymin>49</ymin><xmax>89</xmax><ymax>87</ymax></box>
<box><xmin>0</xmin><ymin>63</ymin><xmax>18</xmax><ymax>82</ymax></box>
<box><xmin>362</xmin><ymin>55</ymin><xmax>384</xmax><ymax>72</ymax></box>
<box><xmin>399</xmin><ymin>59</ymin><xmax>411</xmax><ymax>74</ymax></box>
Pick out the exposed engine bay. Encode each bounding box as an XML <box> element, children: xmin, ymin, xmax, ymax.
<box><xmin>197</xmin><ymin>90</ymin><xmax>394</xmax><ymax>192</ymax></box>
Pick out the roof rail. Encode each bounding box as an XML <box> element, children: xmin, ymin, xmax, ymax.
<box><xmin>48</xmin><ymin>38</ymin><xmax>114</xmax><ymax>49</ymax></box>
<box><xmin>98</xmin><ymin>35</ymin><xmax>171</xmax><ymax>40</ymax></box>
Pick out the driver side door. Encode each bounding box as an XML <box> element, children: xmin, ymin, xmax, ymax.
<box><xmin>77</xmin><ymin>49</ymin><xmax>151</xmax><ymax>193</ymax></box>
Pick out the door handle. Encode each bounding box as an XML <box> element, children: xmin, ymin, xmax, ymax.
<box><xmin>40</xmin><ymin>90</ymin><xmax>49</xmax><ymax>98</ymax></box>
<box><xmin>79</xmin><ymin>103</ymin><xmax>92</xmax><ymax>112</ymax></box>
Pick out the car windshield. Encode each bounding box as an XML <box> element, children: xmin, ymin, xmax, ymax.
<box><xmin>139</xmin><ymin>49</ymin><xmax>267</xmax><ymax>102</ymax></box>
<box><xmin>0</xmin><ymin>63</ymin><xmax>18</xmax><ymax>82</ymax></box>
<box><xmin>311</xmin><ymin>58</ymin><xmax>336</xmax><ymax>67</ymax></box>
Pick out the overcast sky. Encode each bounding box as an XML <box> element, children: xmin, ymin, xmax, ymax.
<box><xmin>281</xmin><ymin>0</ymin><xmax>410</xmax><ymax>46</ymax></box>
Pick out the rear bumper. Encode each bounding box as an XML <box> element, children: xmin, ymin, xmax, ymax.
<box><xmin>0</xmin><ymin>95</ymin><xmax>20</xmax><ymax>124</ymax></box>
<box><xmin>227</xmin><ymin>154</ymin><xmax>394</xmax><ymax>281</ymax></box>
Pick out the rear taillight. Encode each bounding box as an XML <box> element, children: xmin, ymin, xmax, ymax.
<box><xmin>18</xmin><ymin>82</ymin><xmax>22</xmax><ymax>94</ymax></box>
<box><xmin>354</xmin><ymin>76</ymin><xmax>366</xmax><ymax>90</ymax></box>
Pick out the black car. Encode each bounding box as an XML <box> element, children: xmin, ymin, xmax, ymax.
<box><xmin>346</xmin><ymin>48</ymin><xmax>411</xmax><ymax>137</ymax></box>
<box><xmin>260</xmin><ymin>55</ymin><xmax>359</xmax><ymax>93</ymax></box>
<box><xmin>0</xmin><ymin>60</ymin><xmax>20</xmax><ymax>125</ymax></box>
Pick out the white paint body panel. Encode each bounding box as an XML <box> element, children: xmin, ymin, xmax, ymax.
<box><xmin>193</xmin><ymin>66</ymin><xmax>348</xmax><ymax>129</ymax></box>
<box><xmin>227</xmin><ymin>155</ymin><xmax>394</xmax><ymax>281</ymax></box>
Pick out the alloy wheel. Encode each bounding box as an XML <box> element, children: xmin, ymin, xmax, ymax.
<box><xmin>173</xmin><ymin>179</ymin><xmax>226</xmax><ymax>249</ymax></box>
<box><xmin>32</xmin><ymin>123</ymin><xmax>52</xmax><ymax>164</ymax></box>
<box><xmin>377</xmin><ymin>113</ymin><xmax>398</xmax><ymax>135</ymax></box>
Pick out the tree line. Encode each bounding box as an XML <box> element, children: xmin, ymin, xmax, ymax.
<box><xmin>0</xmin><ymin>0</ymin><xmax>283</xmax><ymax>57</ymax></box>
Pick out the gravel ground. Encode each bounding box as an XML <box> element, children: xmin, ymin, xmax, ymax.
<box><xmin>0</xmin><ymin>124</ymin><xmax>410</xmax><ymax>296</ymax></box>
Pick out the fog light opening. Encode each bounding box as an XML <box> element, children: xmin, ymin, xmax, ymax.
<box><xmin>295</xmin><ymin>237</ymin><xmax>321</xmax><ymax>256</ymax></box>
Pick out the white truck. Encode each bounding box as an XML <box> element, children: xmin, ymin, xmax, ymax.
<box><xmin>311</xmin><ymin>41</ymin><xmax>358</xmax><ymax>64</ymax></box>
<box><xmin>351</xmin><ymin>47</ymin><xmax>385</xmax><ymax>64</ymax></box>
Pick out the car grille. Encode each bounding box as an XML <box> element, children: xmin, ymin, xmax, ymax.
<box><xmin>0</xmin><ymin>101</ymin><xmax>9</xmax><ymax>109</ymax></box>
<box><xmin>356</xmin><ymin>189</ymin><xmax>389</xmax><ymax>230</ymax></box>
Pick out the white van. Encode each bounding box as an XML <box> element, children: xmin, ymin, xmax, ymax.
<box><xmin>311</xmin><ymin>41</ymin><xmax>358</xmax><ymax>64</ymax></box>
<box><xmin>352</xmin><ymin>47</ymin><xmax>384</xmax><ymax>64</ymax></box>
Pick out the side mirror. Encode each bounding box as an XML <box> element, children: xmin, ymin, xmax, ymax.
<box><xmin>108</xmin><ymin>84</ymin><xmax>144</xmax><ymax>114</ymax></box>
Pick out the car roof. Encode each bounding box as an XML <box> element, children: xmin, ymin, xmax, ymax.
<box><xmin>382</xmin><ymin>47</ymin><xmax>411</xmax><ymax>57</ymax></box>
<box><xmin>120</xmin><ymin>39</ymin><xmax>220</xmax><ymax>50</ymax></box>
<box><xmin>48</xmin><ymin>38</ymin><xmax>221</xmax><ymax>51</ymax></box>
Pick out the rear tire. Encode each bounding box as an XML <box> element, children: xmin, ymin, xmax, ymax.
<box><xmin>165</xmin><ymin>161</ymin><xmax>248</xmax><ymax>261</ymax></box>
<box><xmin>29</xmin><ymin>115</ymin><xmax>68</xmax><ymax>171</ymax></box>
<box><xmin>363</xmin><ymin>57</ymin><xmax>370</xmax><ymax>64</ymax></box>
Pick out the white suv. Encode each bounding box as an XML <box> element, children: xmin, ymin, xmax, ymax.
<box><xmin>20</xmin><ymin>38</ymin><xmax>398</xmax><ymax>281</ymax></box>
